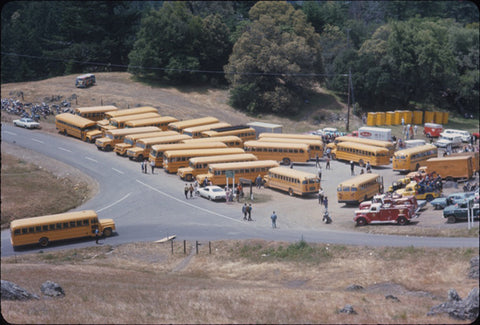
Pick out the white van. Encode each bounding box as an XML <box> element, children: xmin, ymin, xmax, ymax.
<box><xmin>405</xmin><ymin>139</ymin><xmax>426</xmax><ymax>149</ymax></box>
<box><xmin>435</xmin><ymin>134</ymin><xmax>462</xmax><ymax>148</ymax></box>
<box><xmin>442</xmin><ymin>129</ymin><xmax>471</xmax><ymax>143</ymax></box>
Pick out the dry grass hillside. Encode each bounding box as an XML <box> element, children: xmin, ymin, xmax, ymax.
<box><xmin>1</xmin><ymin>72</ymin><xmax>362</xmax><ymax>133</ymax></box>
<box><xmin>1</xmin><ymin>240</ymin><xmax>478</xmax><ymax>324</ymax></box>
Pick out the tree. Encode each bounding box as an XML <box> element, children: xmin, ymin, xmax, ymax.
<box><xmin>225</xmin><ymin>1</ymin><xmax>324</xmax><ymax>114</ymax></box>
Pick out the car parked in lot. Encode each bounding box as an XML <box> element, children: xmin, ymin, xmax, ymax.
<box><xmin>429</xmin><ymin>192</ymin><xmax>476</xmax><ymax>210</ymax></box>
<box><xmin>443</xmin><ymin>199</ymin><xmax>479</xmax><ymax>223</ymax></box>
<box><xmin>13</xmin><ymin>117</ymin><xmax>40</xmax><ymax>129</ymax></box>
<box><xmin>434</xmin><ymin>134</ymin><xmax>462</xmax><ymax>149</ymax></box>
<box><xmin>197</xmin><ymin>185</ymin><xmax>226</xmax><ymax>201</ymax></box>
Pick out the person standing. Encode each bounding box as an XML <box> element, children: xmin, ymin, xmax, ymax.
<box><xmin>317</xmin><ymin>164</ymin><xmax>322</xmax><ymax>181</ymax></box>
<box><xmin>315</xmin><ymin>154</ymin><xmax>320</xmax><ymax>168</ymax></box>
<box><xmin>247</xmin><ymin>204</ymin><xmax>252</xmax><ymax>221</ymax></box>
<box><xmin>318</xmin><ymin>187</ymin><xmax>324</xmax><ymax>205</ymax></box>
<box><xmin>140</xmin><ymin>160</ymin><xmax>145</xmax><ymax>173</ymax></box>
<box><xmin>270</xmin><ymin>211</ymin><xmax>277</xmax><ymax>229</ymax></box>
<box><xmin>323</xmin><ymin>197</ymin><xmax>328</xmax><ymax>210</ymax></box>
<box><xmin>350</xmin><ymin>161</ymin><xmax>355</xmax><ymax>175</ymax></box>
<box><xmin>184</xmin><ymin>184</ymin><xmax>189</xmax><ymax>199</ymax></box>
<box><xmin>366</xmin><ymin>161</ymin><xmax>371</xmax><ymax>173</ymax></box>
<box><xmin>242</xmin><ymin>203</ymin><xmax>247</xmax><ymax>220</ymax></box>
<box><xmin>255</xmin><ymin>175</ymin><xmax>262</xmax><ymax>189</ymax></box>
<box><xmin>95</xmin><ymin>227</ymin><xmax>100</xmax><ymax>244</ymax></box>
<box><xmin>150</xmin><ymin>160</ymin><xmax>155</xmax><ymax>174</ymax></box>
<box><xmin>189</xmin><ymin>184</ymin><xmax>194</xmax><ymax>198</ymax></box>
<box><xmin>326</xmin><ymin>156</ymin><xmax>331</xmax><ymax>170</ymax></box>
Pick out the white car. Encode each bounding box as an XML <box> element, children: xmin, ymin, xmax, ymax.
<box><xmin>435</xmin><ymin>134</ymin><xmax>462</xmax><ymax>148</ymax></box>
<box><xmin>198</xmin><ymin>185</ymin><xmax>226</xmax><ymax>201</ymax></box>
<box><xmin>442</xmin><ymin>129</ymin><xmax>471</xmax><ymax>143</ymax></box>
<box><xmin>13</xmin><ymin>117</ymin><xmax>40</xmax><ymax>129</ymax></box>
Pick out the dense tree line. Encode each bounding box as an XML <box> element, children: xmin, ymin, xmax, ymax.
<box><xmin>1</xmin><ymin>1</ymin><xmax>478</xmax><ymax>115</ymax></box>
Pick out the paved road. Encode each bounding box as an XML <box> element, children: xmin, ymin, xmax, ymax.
<box><xmin>1</xmin><ymin>125</ymin><xmax>478</xmax><ymax>256</ymax></box>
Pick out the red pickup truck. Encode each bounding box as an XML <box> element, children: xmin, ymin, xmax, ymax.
<box><xmin>354</xmin><ymin>203</ymin><xmax>413</xmax><ymax>226</ymax></box>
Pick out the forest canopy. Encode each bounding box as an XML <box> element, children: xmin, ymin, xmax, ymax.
<box><xmin>1</xmin><ymin>1</ymin><xmax>478</xmax><ymax>115</ymax></box>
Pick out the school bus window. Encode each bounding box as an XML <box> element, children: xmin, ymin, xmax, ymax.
<box><xmin>56</xmin><ymin>223</ymin><xmax>62</xmax><ymax>230</ymax></box>
<box><xmin>42</xmin><ymin>225</ymin><xmax>48</xmax><ymax>231</ymax></box>
<box><xmin>35</xmin><ymin>226</ymin><xmax>41</xmax><ymax>232</ymax></box>
<box><xmin>63</xmin><ymin>222</ymin><xmax>68</xmax><ymax>228</ymax></box>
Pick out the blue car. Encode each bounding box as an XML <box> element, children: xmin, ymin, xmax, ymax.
<box><xmin>443</xmin><ymin>198</ymin><xmax>479</xmax><ymax>223</ymax></box>
<box><xmin>429</xmin><ymin>192</ymin><xmax>475</xmax><ymax>210</ymax></box>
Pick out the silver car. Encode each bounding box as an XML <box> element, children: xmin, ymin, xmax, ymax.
<box><xmin>13</xmin><ymin>117</ymin><xmax>40</xmax><ymax>129</ymax></box>
<box><xmin>198</xmin><ymin>186</ymin><xmax>226</xmax><ymax>201</ymax></box>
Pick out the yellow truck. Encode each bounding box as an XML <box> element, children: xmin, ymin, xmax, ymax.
<box><xmin>425</xmin><ymin>156</ymin><xmax>474</xmax><ymax>181</ymax></box>
<box><xmin>395</xmin><ymin>181</ymin><xmax>440</xmax><ymax>202</ymax></box>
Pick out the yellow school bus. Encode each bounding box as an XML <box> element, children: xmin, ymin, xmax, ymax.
<box><xmin>331</xmin><ymin>142</ymin><xmax>390</xmax><ymax>167</ymax></box>
<box><xmin>74</xmin><ymin>105</ymin><xmax>118</xmax><ymax>121</ymax></box>
<box><xmin>337</xmin><ymin>173</ymin><xmax>384</xmax><ymax>205</ymax></box>
<box><xmin>10</xmin><ymin>210</ymin><xmax>115</xmax><ymax>248</ymax></box>
<box><xmin>149</xmin><ymin>142</ymin><xmax>228</xmax><ymax>168</ymax></box>
<box><xmin>201</xmin><ymin>125</ymin><xmax>256</xmax><ymax>142</ymax></box>
<box><xmin>163</xmin><ymin>148</ymin><xmax>245</xmax><ymax>173</ymax></box>
<box><xmin>182</xmin><ymin>122</ymin><xmax>231</xmax><ymax>138</ymax></box>
<box><xmin>124</xmin><ymin>116</ymin><xmax>178</xmax><ymax>131</ymax></box>
<box><xmin>243</xmin><ymin>141</ymin><xmax>310</xmax><ymax>165</ymax></box>
<box><xmin>177</xmin><ymin>153</ymin><xmax>258</xmax><ymax>181</ymax></box>
<box><xmin>98</xmin><ymin>106</ymin><xmax>158</xmax><ymax>129</ymax></box>
<box><xmin>182</xmin><ymin>135</ymin><xmax>243</xmax><ymax>148</ymax></box>
<box><xmin>258</xmin><ymin>132</ymin><xmax>323</xmax><ymax>141</ymax></box>
<box><xmin>392</xmin><ymin>144</ymin><xmax>438</xmax><ymax>172</ymax></box>
<box><xmin>264</xmin><ymin>167</ymin><xmax>321</xmax><ymax>196</ymax></box>
<box><xmin>95</xmin><ymin>126</ymin><xmax>160</xmax><ymax>151</ymax></box>
<box><xmin>167</xmin><ymin>117</ymin><xmax>219</xmax><ymax>133</ymax></box>
<box><xmin>104</xmin><ymin>112</ymin><xmax>162</xmax><ymax>132</ymax></box>
<box><xmin>113</xmin><ymin>131</ymin><xmax>179</xmax><ymax>156</ymax></box>
<box><xmin>195</xmin><ymin>160</ymin><xmax>280</xmax><ymax>186</ymax></box>
<box><xmin>55</xmin><ymin>113</ymin><xmax>102</xmax><ymax>143</ymax></box>
<box><xmin>258</xmin><ymin>137</ymin><xmax>324</xmax><ymax>159</ymax></box>
<box><xmin>329</xmin><ymin>136</ymin><xmax>395</xmax><ymax>158</ymax></box>
<box><xmin>126</xmin><ymin>134</ymin><xmax>192</xmax><ymax>161</ymax></box>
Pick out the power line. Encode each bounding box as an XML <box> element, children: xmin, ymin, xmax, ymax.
<box><xmin>1</xmin><ymin>51</ymin><xmax>348</xmax><ymax>78</ymax></box>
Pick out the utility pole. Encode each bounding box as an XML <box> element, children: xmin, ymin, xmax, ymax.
<box><xmin>346</xmin><ymin>69</ymin><xmax>351</xmax><ymax>132</ymax></box>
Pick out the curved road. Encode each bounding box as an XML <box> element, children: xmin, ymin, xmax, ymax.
<box><xmin>1</xmin><ymin>125</ymin><xmax>478</xmax><ymax>256</ymax></box>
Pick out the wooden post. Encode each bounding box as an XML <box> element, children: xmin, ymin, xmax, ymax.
<box><xmin>184</xmin><ymin>240</ymin><xmax>186</xmax><ymax>254</ymax></box>
<box><xmin>171</xmin><ymin>239</ymin><xmax>174</xmax><ymax>254</ymax></box>
<box><xmin>196</xmin><ymin>241</ymin><xmax>199</xmax><ymax>255</ymax></box>
<box><xmin>209</xmin><ymin>241</ymin><xmax>211</xmax><ymax>254</ymax></box>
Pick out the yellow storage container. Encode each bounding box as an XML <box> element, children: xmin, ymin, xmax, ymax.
<box><xmin>424</xmin><ymin>111</ymin><xmax>435</xmax><ymax>124</ymax></box>
<box><xmin>385</xmin><ymin>111</ymin><xmax>394</xmax><ymax>125</ymax></box>
<box><xmin>442</xmin><ymin>112</ymin><xmax>449</xmax><ymax>125</ymax></box>
<box><xmin>376</xmin><ymin>112</ymin><xmax>385</xmax><ymax>126</ymax></box>
<box><xmin>404</xmin><ymin>111</ymin><xmax>413</xmax><ymax>124</ymax></box>
<box><xmin>393</xmin><ymin>111</ymin><xmax>401</xmax><ymax>125</ymax></box>
<box><xmin>413</xmin><ymin>110</ymin><xmax>423</xmax><ymax>125</ymax></box>
<box><xmin>434</xmin><ymin>111</ymin><xmax>444</xmax><ymax>124</ymax></box>
<box><xmin>367</xmin><ymin>112</ymin><xmax>376</xmax><ymax>126</ymax></box>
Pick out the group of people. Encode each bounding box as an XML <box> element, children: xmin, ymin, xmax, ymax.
<box><xmin>402</xmin><ymin>123</ymin><xmax>418</xmax><ymax>140</ymax></box>
<box><xmin>140</xmin><ymin>159</ymin><xmax>154</xmax><ymax>174</ymax></box>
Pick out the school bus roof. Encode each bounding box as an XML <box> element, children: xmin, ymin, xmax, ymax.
<box><xmin>183</xmin><ymin>122</ymin><xmax>231</xmax><ymax>133</ymax></box>
<box><xmin>244</xmin><ymin>141</ymin><xmax>310</xmax><ymax>149</ymax></box>
<box><xmin>125</xmin><ymin>116</ymin><xmax>178</xmax><ymax>127</ymax></box>
<box><xmin>267</xmin><ymin>167</ymin><xmax>319</xmax><ymax>179</ymax></box>
<box><xmin>201</xmin><ymin>127</ymin><xmax>256</xmax><ymax>136</ymax></box>
<box><xmin>258</xmin><ymin>137</ymin><xmax>323</xmax><ymax>145</ymax></box>
<box><xmin>136</xmin><ymin>134</ymin><xmax>191</xmax><ymax>144</ymax></box>
<box><xmin>189</xmin><ymin>153</ymin><xmax>257</xmax><ymax>164</ymax></box>
<box><xmin>55</xmin><ymin>113</ymin><xmax>97</xmax><ymax>128</ymax></box>
<box><xmin>335</xmin><ymin>136</ymin><xmax>393</xmax><ymax>147</ymax></box>
<box><xmin>337</xmin><ymin>141</ymin><xmax>389</xmax><ymax>152</ymax></box>
<box><xmin>258</xmin><ymin>133</ymin><xmax>322</xmax><ymax>140</ymax></box>
<box><xmin>110</xmin><ymin>112</ymin><xmax>161</xmax><ymax>123</ymax></box>
<box><xmin>168</xmin><ymin>117</ymin><xmax>219</xmax><ymax>129</ymax></box>
<box><xmin>106</xmin><ymin>107</ymin><xmax>158</xmax><ymax>118</ymax></box>
<box><xmin>207</xmin><ymin>160</ymin><xmax>279</xmax><ymax>170</ymax></box>
<box><xmin>10</xmin><ymin>210</ymin><xmax>97</xmax><ymax>229</ymax></box>
<box><xmin>105</xmin><ymin>126</ymin><xmax>161</xmax><ymax>136</ymax></box>
<box><xmin>74</xmin><ymin>105</ymin><xmax>118</xmax><ymax>113</ymax></box>
<box><xmin>394</xmin><ymin>144</ymin><xmax>437</xmax><ymax>155</ymax></box>
<box><xmin>125</xmin><ymin>131</ymin><xmax>179</xmax><ymax>140</ymax></box>
<box><xmin>151</xmin><ymin>142</ymin><xmax>227</xmax><ymax>152</ymax></box>
<box><xmin>164</xmin><ymin>148</ymin><xmax>244</xmax><ymax>157</ymax></box>
<box><xmin>337</xmin><ymin>173</ymin><xmax>381</xmax><ymax>186</ymax></box>
<box><xmin>182</xmin><ymin>136</ymin><xmax>242</xmax><ymax>144</ymax></box>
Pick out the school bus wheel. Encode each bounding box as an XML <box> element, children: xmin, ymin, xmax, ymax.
<box><xmin>282</xmin><ymin>158</ymin><xmax>291</xmax><ymax>165</ymax></box>
<box><xmin>103</xmin><ymin>228</ymin><xmax>112</xmax><ymax>237</ymax></box>
<box><xmin>39</xmin><ymin>237</ymin><xmax>49</xmax><ymax>247</ymax></box>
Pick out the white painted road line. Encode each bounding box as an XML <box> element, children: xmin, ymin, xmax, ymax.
<box><xmin>112</xmin><ymin>167</ymin><xmax>124</xmax><ymax>175</ymax></box>
<box><xmin>57</xmin><ymin>147</ymin><xmax>72</xmax><ymax>153</ymax></box>
<box><xmin>85</xmin><ymin>156</ymin><xmax>98</xmax><ymax>163</ymax></box>
<box><xmin>97</xmin><ymin>193</ymin><xmax>131</xmax><ymax>212</ymax></box>
<box><xmin>136</xmin><ymin>179</ymin><xmax>243</xmax><ymax>224</ymax></box>
<box><xmin>4</xmin><ymin>131</ymin><xmax>17</xmax><ymax>136</ymax></box>
<box><xmin>31</xmin><ymin>138</ymin><xmax>44</xmax><ymax>144</ymax></box>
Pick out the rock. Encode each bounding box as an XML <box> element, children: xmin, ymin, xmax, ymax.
<box><xmin>468</xmin><ymin>256</ymin><xmax>479</xmax><ymax>279</ymax></box>
<box><xmin>41</xmin><ymin>281</ymin><xmax>65</xmax><ymax>297</ymax></box>
<box><xmin>346</xmin><ymin>284</ymin><xmax>364</xmax><ymax>291</ymax></box>
<box><xmin>338</xmin><ymin>304</ymin><xmax>357</xmax><ymax>315</ymax></box>
<box><xmin>385</xmin><ymin>295</ymin><xmax>400</xmax><ymax>302</ymax></box>
<box><xmin>1</xmin><ymin>280</ymin><xmax>39</xmax><ymax>300</ymax></box>
<box><xmin>427</xmin><ymin>287</ymin><xmax>479</xmax><ymax>320</ymax></box>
